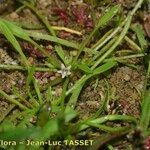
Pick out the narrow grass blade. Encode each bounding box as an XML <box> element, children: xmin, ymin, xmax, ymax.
<box><xmin>0</xmin><ymin>20</ymin><xmax>29</xmax><ymax>68</ymax></box>
<box><xmin>96</xmin><ymin>5</ymin><xmax>120</xmax><ymax>28</ymax></box>
<box><xmin>104</xmin><ymin>53</ymin><xmax>145</xmax><ymax>62</ymax></box>
<box><xmin>74</xmin><ymin>5</ymin><xmax>120</xmax><ymax>61</ymax></box>
<box><xmin>33</xmin><ymin>78</ymin><xmax>43</xmax><ymax>104</ymax></box>
<box><xmin>92</xmin><ymin>37</ymin><xmax>117</xmax><ymax>62</ymax></box>
<box><xmin>92</xmin><ymin>27</ymin><xmax>121</xmax><ymax>52</ymax></box>
<box><xmin>77</xmin><ymin>63</ymin><xmax>93</xmax><ymax>74</ymax></box>
<box><xmin>131</xmin><ymin>24</ymin><xmax>148</xmax><ymax>51</ymax></box>
<box><xmin>86</xmin><ymin>123</ymin><xmax>130</xmax><ymax>133</ymax></box>
<box><xmin>66</xmin><ymin>61</ymin><xmax>117</xmax><ymax>108</ymax></box>
<box><xmin>0</xmin><ymin>64</ymin><xmax>56</xmax><ymax>72</ymax></box>
<box><xmin>93</xmin><ymin>79</ymin><xmax>111</xmax><ymax>118</ymax></box>
<box><xmin>0</xmin><ymin>19</ymin><xmax>60</xmax><ymax>68</ymax></box>
<box><xmin>28</xmin><ymin>66</ymin><xmax>43</xmax><ymax>104</ymax></box>
<box><xmin>23</xmin><ymin>1</ymin><xmax>56</xmax><ymax>36</ymax></box>
<box><xmin>92</xmin><ymin>29</ymin><xmax>113</xmax><ymax>50</ymax></box>
<box><xmin>26</xmin><ymin>31</ymin><xmax>95</xmax><ymax>54</ymax></box>
<box><xmin>55</xmin><ymin>45</ymin><xmax>67</xmax><ymax>65</ymax></box>
<box><xmin>60</xmin><ymin>78</ymin><xmax>69</xmax><ymax>109</ymax></box>
<box><xmin>79</xmin><ymin>114</ymin><xmax>137</xmax><ymax>131</ymax></box>
<box><xmin>37</xmin><ymin>118</ymin><xmax>59</xmax><ymax>140</ymax></box>
<box><xmin>26</xmin><ymin>67</ymin><xmax>39</xmax><ymax>106</ymax></box>
<box><xmin>125</xmin><ymin>36</ymin><xmax>141</xmax><ymax>51</ymax></box>
<box><xmin>66</xmin><ymin>83</ymin><xmax>84</xmax><ymax>110</ymax></box>
<box><xmin>1</xmin><ymin>18</ymin><xmax>32</xmax><ymax>42</ymax></box>
<box><xmin>91</xmin><ymin>15</ymin><xmax>132</xmax><ymax>69</ymax></box>
<box><xmin>12</xmin><ymin>86</ymin><xmax>33</xmax><ymax>108</ymax></box>
<box><xmin>0</xmin><ymin>127</ymin><xmax>38</xmax><ymax>141</ymax></box>
<box><xmin>0</xmin><ymin>89</ymin><xmax>28</xmax><ymax>110</ymax></box>
<box><xmin>92</xmin><ymin>61</ymin><xmax>117</xmax><ymax>75</ymax></box>
<box><xmin>88</xmin><ymin>115</ymin><xmax>137</xmax><ymax>124</ymax></box>
<box><xmin>27</xmin><ymin>66</ymin><xmax>35</xmax><ymax>84</ymax></box>
<box><xmin>46</xmin><ymin>87</ymin><xmax>52</xmax><ymax>102</ymax></box>
<box><xmin>140</xmin><ymin>89</ymin><xmax>150</xmax><ymax>131</ymax></box>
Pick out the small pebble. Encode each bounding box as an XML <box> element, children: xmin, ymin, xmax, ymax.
<box><xmin>124</xmin><ymin>74</ymin><xmax>131</xmax><ymax>81</ymax></box>
<box><xmin>50</xmin><ymin>76</ymin><xmax>56</xmax><ymax>81</ymax></box>
<box><xmin>9</xmin><ymin>12</ymin><xmax>19</xmax><ymax>19</ymax></box>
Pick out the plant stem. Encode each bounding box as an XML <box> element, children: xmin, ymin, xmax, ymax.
<box><xmin>0</xmin><ymin>105</ymin><xmax>15</xmax><ymax>123</ymax></box>
<box><xmin>125</xmin><ymin>36</ymin><xmax>141</xmax><ymax>51</ymax></box>
<box><xmin>0</xmin><ymin>64</ymin><xmax>55</xmax><ymax>72</ymax></box>
<box><xmin>73</xmin><ymin>5</ymin><xmax>120</xmax><ymax>63</ymax></box>
<box><xmin>92</xmin><ymin>37</ymin><xmax>117</xmax><ymax>61</ymax></box>
<box><xmin>92</xmin><ymin>29</ymin><xmax>113</xmax><ymax>50</ymax></box>
<box><xmin>23</xmin><ymin>2</ymin><xmax>55</xmax><ymax>36</ymax></box>
<box><xmin>0</xmin><ymin>90</ymin><xmax>29</xmax><ymax>110</ymax></box>
<box><xmin>131</xmin><ymin>0</ymin><xmax>144</xmax><ymax>16</ymax></box>
<box><xmin>93</xmin><ymin>27</ymin><xmax>121</xmax><ymax>51</ymax></box>
<box><xmin>52</xmin><ymin>26</ymin><xmax>82</xmax><ymax>36</ymax></box>
<box><xmin>104</xmin><ymin>53</ymin><xmax>145</xmax><ymax>62</ymax></box>
<box><xmin>91</xmin><ymin>15</ymin><xmax>132</xmax><ymax>69</ymax></box>
<box><xmin>86</xmin><ymin>123</ymin><xmax>130</xmax><ymax>133</ymax></box>
<box><xmin>79</xmin><ymin>114</ymin><xmax>137</xmax><ymax>131</ymax></box>
<box><xmin>65</xmin><ymin>0</ymin><xmax>144</xmax><ymax>98</ymax></box>
<box><xmin>26</xmin><ymin>31</ymin><xmax>96</xmax><ymax>54</ymax></box>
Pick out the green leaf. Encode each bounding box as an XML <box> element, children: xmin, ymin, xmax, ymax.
<box><xmin>140</xmin><ymin>89</ymin><xmax>150</xmax><ymax>131</ymax></box>
<box><xmin>66</xmin><ymin>83</ymin><xmax>84</xmax><ymax>110</ymax></box>
<box><xmin>92</xmin><ymin>15</ymin><xmax>132</xmax><ymax>69</ymax></box>
<box><xmin>26</xmin><ymin>67</ymin><xmax>39</xmax><ymax>106</ymax></box>
<box><xmin>78</xmin><ymin>63</ymin><xmax>93</xmax><ymax>74</ymax></box>
<box><xmin>65</xmin><ymin>107</ymin><xmax>77</xmax><ymax>123</ymax></box>
<box><xmin>131</xmin><ymin>24</ymin><xmax>148</xmax><ymax>51</ymax></box>
<box><xmin>27</xmin><ymin>66</ymin><xmax>35</xmax><ymax>84</ymax></box>
<box><xmin>1</xmin><ymin>18</ymin><xmax>32</xmax><ymax>42</ymax></box>
<box><xmin>79</xmin><ymin>115</ymin><xmax>137</xmax><ymax>131</ymax></box>
<box><xmin>73</xmin><ymin>5</ymin><xmax>120</xmax><ymax>62</ymax></box>
<box><xmin>0</xmin><ymin>89</ymin><xmax>28</xmax><ymax>110</ymax></box>
<box><xmin>26</xmin><ymin>30</ymin><xmax>95</xmax><ymax>54</ymax></box>
<box><xmin>0</xmin><ymin>127</ymin><xmax>38</xmax><ymax>141</ymax></box>
<box><xmin>60</xmin><ymin>78</ymin><xmax>69</xmax><ymax>109</ymax></box>
<box><xmin>66</xmin><ymin>61</ymin><xmax>117</xmax><ymax>108</ymax></box>
<box><xmin>97</xmin><ymin>5</ymin><xmax>120</xmax><ymax>27</ymax></box>
<box><xmin>93</xmin><ymin>61</ymin><xmax>117</xmax><ymax>75</ymax></box>
<box><xmin>46</xmin><ymin>86</ymin><xmax>53</xmax><ymax>102</ymax></box>
<box><xmin>68</xmin><ymin>61</ymin><xmax>117</xmax><ymax>95</ymax></box>
<box><xmin>38</xmin><ymin>118</ymin><xmax>59</xmax><ymax>140</ymax></box>
<box><xmin>37</xmin><ymin>102</ymin><xmax>52</xmax><ymax>127</ymax></box>
<box><xmin>0</xmin><ymin>20</ymin><xmax>29</xmax><ymax>68</ymax></box>
<box><xmin>33</xmin><ymin>78</ymin><xmax>43</xmax><ymax>104</ymax></box>
<box><xmin>0</xmin><ymin>19</ymin><xmax>60</xmax><ymax>68</ymax></box>
<box><xmin>27</xmin><ymin>66</ymin><xmax>42</xmax><ymax>104</ymax></box>
<box><xmin>55</xmin><ymin>45</ymin><xmax>67</xmax><ymax>65</ymax></box>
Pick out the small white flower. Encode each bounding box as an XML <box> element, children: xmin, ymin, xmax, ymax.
<box><xmin>57</xmin><ymin>64</ymin><xmax>71</xmax><ymax>78</ymax></box>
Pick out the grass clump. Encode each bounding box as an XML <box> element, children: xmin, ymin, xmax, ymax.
<box><xmin>0</xmin><ymin>0</ymin><xmax>149</xmax><ymax>149</ymax></box>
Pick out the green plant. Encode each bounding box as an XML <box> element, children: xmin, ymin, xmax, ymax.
<box><xmin>0</xmin><ymin>0</ymin><xmax>149</xmax><ymax>149</ymax></box>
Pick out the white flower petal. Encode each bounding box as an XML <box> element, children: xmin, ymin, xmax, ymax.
<box><xmin>57</xmin><ymin>64</ymin><xmax>71</xmax><ymax>78</ymax></box>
